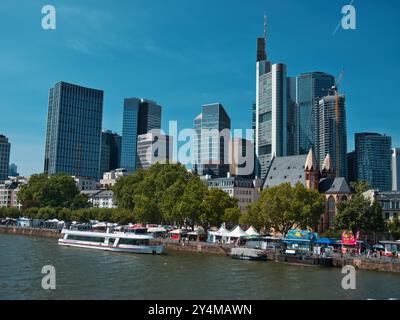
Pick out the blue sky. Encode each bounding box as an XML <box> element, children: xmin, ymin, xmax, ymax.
<box><xmin>1</xmin><ymin>0</ymin><xmax>399</xmax><ymax>176</ymax></box>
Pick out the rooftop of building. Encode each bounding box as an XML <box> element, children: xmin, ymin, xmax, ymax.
<box><xmin>318</xmin><ymin>177</ymin><xmax>352</xmax><ymax>194</ymax></box>
<box><xmin>263</xmin><ymin>154</ymin><xmax>308</xmax><ymax>189</ymax></box>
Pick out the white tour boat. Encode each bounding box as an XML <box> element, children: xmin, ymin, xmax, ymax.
<box><xmin>58</xmin><ymin>228</ymin><xmax>164</xmax><ymax>254</ymax></box>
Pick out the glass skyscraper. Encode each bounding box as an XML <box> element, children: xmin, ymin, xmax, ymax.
<box><xmin>0</xmin><ymin>134</ymin><xmax>11</xmax><ymax>181</ymax></box>
<box><xmin>296</xmin><ymin>72</ymin><xmax>335</xmax><ymax>155</ymax></box>
<box><xmin>100</xmin><ymin>130</ymin><xmax>122</xmax><ymax>177</ymax></box>
<box><xmin>120</xmin><ymin>98</ymin><xmax>161</xmax><ymax>173</ymax></box>
<box><xmin>193</xmin><ymin>103</ymin><xmax>231</xmax><ymax>178</ymax></box>
<box><xmin>355</xmin><ymin>132</ymin><xmax>392</xmax><ymax>191</ymax></box>
<box><xmin>255</xmin><ymin>34</ymin><xmax>288</xmax><ymax>179</ymax></box>
<box><xmin>44</xmin><ymin>81</ymin><xmax>103</xmax><ymax>180</ymax></box>
<box><xmin>315</xmin><ymin>89</ymin><xmax>347</xmax><ymax>178</ymax></box>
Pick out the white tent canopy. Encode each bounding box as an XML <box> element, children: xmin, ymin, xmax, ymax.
<box><xmin>217</xmin><ymin>225</ymin><xmax>230</xmax><ymax>236</ymax></box>
<box><xmin>208</xmin><ymin>224</ymin><xmax>230</xmax><ymax>237</ymax></box>
<box><xmin>229</xmin><ymin>226</ymin><xmax>247</xmax><ymax>238</ymax></box>
<box><xmin>169</xmin><ymin>229</ymin><xmax>184</xmax><ymax>234</ymax></box>
<box><xmin>245</xmin><ymin>226</ymin><xmax>260</xmax><ymax>236</ymax></box>
<box><xmin>148</xmin><ymin>227</ymin><xmax>167</xmax><ymax>233</ymax></box>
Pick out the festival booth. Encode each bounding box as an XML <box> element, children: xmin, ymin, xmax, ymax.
<box><xmin>207</xmin><ymin>225</ymin><xmax>231</xmax><ymax>243</ymax></box>
<box><xmin>245</xmin><ymin>226</ymin><xmax>260</xmax><ymax>238</ymax></box>
<box><xmin>188</xmin><ymin>226</ymin><xmax>206</xmax><ymax>242</ymax></box>
<box><xmin>339</xmin><ymin>230</ymin><xmax>365</xmax><ymax>255</ymax></box>
<box><xmin>16</xmin><ymin>217</ymin><xmax>31</xmax><ymax>228</ymax></box>
<box><xmin>147</xmin><ymin>226</ymin><xmax>168</xmax><ymax>238</ymax></box>
<box><xmin>379</xmin><ymin>241</ymin><xmax>400</xmax><ymax>257</ymax></box>
<box><xmin>283</xmin><ymin>229</ymin><xmax>318</xmax><ymax>255</ymax></box>
<box><xmin>313</xmin><ymin>237</ymin><xmax>335</xmax><ymax>256</ymax></box>
<box><xmin>228</xmin><ymin>226</ymin><xmax>247</xmax><ymax>244</ymax></box>
<box><xmin>168</xmin><ymin>229</ymin><xmax>187</xmax><ymax>241</ymax></box>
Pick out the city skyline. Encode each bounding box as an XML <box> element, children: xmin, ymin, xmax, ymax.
<box><xmin>1</xmin><ymin>1</ymin><xmax>400</xmax><ymax>176</ymax></box>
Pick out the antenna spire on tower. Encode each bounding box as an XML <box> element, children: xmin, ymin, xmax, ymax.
<box><xmin>264</xmin><ymin>14</ymin><xmax>267</xmax><ymax>42</ymax></box>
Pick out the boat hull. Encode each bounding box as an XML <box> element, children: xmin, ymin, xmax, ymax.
<box><xmin>230</xmin><ymin>247</ymin><xmax>267</xmax><ymax>261</ymax></box>
<box><xmin>231</xmin><ymin>254</ymin><xmax>267</xmax><ymax>261</ymax></box>
<box><xmin>58</xmin><ymin>239</ymin><xmax>164</xmax><ymax>254</ymax></box>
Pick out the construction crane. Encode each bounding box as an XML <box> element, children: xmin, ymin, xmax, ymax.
<box><xmin>334</xmin><ymin>68</ymin><xmax>344</xmax><ymax>176</ymax></box>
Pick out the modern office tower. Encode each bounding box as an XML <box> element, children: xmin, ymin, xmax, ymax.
<box><xmin>296</xmin><ymin>72</ymin><xmax>335</xmax><ymax>155</ymax></box>
<box><xmin>100</xmin><ymin>130</ymin><xmax>121</xmax><ymax>176</ymax></box>
<box><xmin>121</xmin><ymin>98</ymin><xmax>162</xmax><ymax>173</ymax></box>
<box><xmin>8</xmin><ymin>163</ymin><xmax>19</xmax><ymax>177</ymax></box>
<box><xmin>121</xmin><ymin>98</ymin><xmax>141</xmax><ymax>173</ymax></box>
<box><xmin>193</xmin><ymin>103</ymin><xmax>231</xmax><ymax>178</ymax></box>
<box><xmin>229</xmin><ymin>138</ymin><xmax>255</xmax><ymax>178</ymax></box>
<box><xmin>0</xmin><ymin>135</ymin><xmax>11</xmax><ymax>181</ymax></box>
<box><xmin>315</xmin><ymin>88</ymin><xmax>347</xmax><ymax>178</ymax></box>
<box><xmin>255</xmin><ymin>32</ymin><xmax>288</xmax><ymax>179</ymax></box>
<box><xmin>287</xmin><ymin>77</ymin><xmax>298</xmax><ymax>156</ymax></box>
<box><xmin>355</xmin><ymin>133</ymin><xmax>392</xmax><ymax>191</ymax></box>
<box><xmin>136</xmin><ymin>131</ymin><xmax>173</xmax><ymax>170</ymax></box>
<box><xmin>43</xmin><ymin>82</ymin><xmax>103</xmax><ymax>180</ymax></box>
<box><xmin>392</xmin><ymin>148</ymin><xmax>400</xmax><ymax>191</ymax></box>
<box><xmin>346</xmin><ymin>151</ymin><xmax>357</xmax><ymax>183</ymax></box>
<box><xmin>137</xmin><ymin>99</ymin><xmax>162</xmax><ymax>134</ymax></box>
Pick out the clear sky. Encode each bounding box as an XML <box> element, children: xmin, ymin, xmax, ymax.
<box><xmin>1</xmin><ymin>0</ymin><xmax>399</xmax><ymax>176</ymax></box>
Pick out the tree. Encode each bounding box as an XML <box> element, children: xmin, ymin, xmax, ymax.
<box><xmin>243</xmin><ymin>183</ymin><xmax>324</xmax><ymax>236</ymax></box>
<box><xmin>172</xmin><ymin>176</ymin><xmax>208</xmax><ymax>228</ymax></box>
<box><xmin>0</xmin><ymin>207</ymin><xmax>20</xmax><ymax>219</ymax></box>
<box><xmin>350</xmin><ymin>181</ymin><xmax>369</xmax><ymax>194</ymax></box>
<box><xmin>18</xmin><ymin>173</ymin><xmax>86</xmax><ymax>209</ymax></box>
<box><xmin>387</xmin><ymin>217</ymin><xmax>400</xmax><ymax>240</ymax></box>
<box><xmin>199</xmin><ymin>188</ymin><xmax>238</xmax><ymax>231</ymax></box>
<box><xmin>222</xmin><ymin>207</ymin><xmax>241</xmax><ymax>229</ymax></box>
<box><xmin>335</xmin><ymin>184</ymin><xmax>385</xmax><ymax>241</ymax></box>
<box><xmin>37</xmin><ymin>207</ymin><xmax>57</xmax><ymax>220</ymax></box>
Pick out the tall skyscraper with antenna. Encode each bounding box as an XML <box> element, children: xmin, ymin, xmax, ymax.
<box><xmin>254</xmin><ymin>16</ymin><xmax>288</xmax><ymax>179</ymax></box>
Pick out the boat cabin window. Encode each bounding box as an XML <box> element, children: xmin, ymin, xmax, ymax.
<box><xmin>118</xmin><ymin>238</ymin><xmax>150</xmax><ymax>245</ymax></box>
<box><xmin>67</xmin><ymin>235</ymin><xmax>105</xmax><ymax>243</ymax></box>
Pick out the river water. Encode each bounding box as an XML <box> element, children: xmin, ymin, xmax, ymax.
<box><xmin>0</xmin><ymin>234</ymin><xmax>399</xmax><ymax>300</ymax></box>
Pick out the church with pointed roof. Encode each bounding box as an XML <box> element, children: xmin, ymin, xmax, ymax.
<box><xmin>263</xmin><ymin>149</ymin><xmax>352</xmax><ymax>232</ymax></box>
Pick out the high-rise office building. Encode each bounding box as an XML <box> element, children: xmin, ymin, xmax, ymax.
<box><xmin>100</xmin><ymin>130</ymin><xmax>121</xmax><ymax>176</ymax></box>
<box><xmin>193</xmin><ymin>103</ymin><xmax>231</xmax><ymax>178</ymax></box>
<box><xmin>355</xmin><ymin>132</ymin><xmax>392</xmax><ymax>191</ymax></box>
<box><xmin>392</xmin><ymin>148</ymin><xmax>400</xmax><ymax>191</ymax></box>
<box><xmin>44</xmin><ymin>82</ymin><xmax>103</xmax><ymax>180</ymax></box>
<box><xmin>315</xmin><ymin>88</ymin><xmax>347</xmax><ymax>178</ymax></box>
<box><xmin>346</xmin><ymin>151</ymin><xmax>357</xmax><ymax>183</ymax></box>
<box><xmin>255</xmin><ymin>32</ymin><xmax>288</xmax><ymax>179</ymax></box>
<box><xmin>287</xmin><ymin>77</ymin><xmax>298</xmax><ymax>156</ymax></box>
<box><xmin>0</xmin><ymin>135</ymin><xmax>11</xmax><ymax>181</ymax></box>
<box><xmin>296</xmin><ymin>72</ymin><xmax>335</xmax><ymax>155</ymax></box>
<box><xmin>8</xmin><ymin>163</ymin><xmax>19</xmax><ymax>177</ymax></box>
<box><xmin>136</xmin><ymin>131</ymin><xmax>172</xmax><ymax>170</ymax></box>
<box><xmin>120</xmin><ymin>98</ymin><xmax>161</xmax><ymax>173</ymax></box>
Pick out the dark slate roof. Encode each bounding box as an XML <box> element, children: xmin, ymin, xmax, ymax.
<box><xmin>263</xmin><ymin>154</ymin><xmax>308</xmax><ymax>189</ymax></box>
<box><xmin>318</xmin><ymin>177</ymin><xmax>351</xmax><ymax>194</ymax></box>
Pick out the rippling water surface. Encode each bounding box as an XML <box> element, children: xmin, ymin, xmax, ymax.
<box><xmin>0</xmin><ymin>234</ymin><xmax>399</xmax><ymax>300</ymax></box>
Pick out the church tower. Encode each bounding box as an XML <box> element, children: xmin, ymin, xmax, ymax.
<box><xmin>304</xmin><ymin>149</ymin><xmax>319</xmax><ymax>190</ymax></box>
